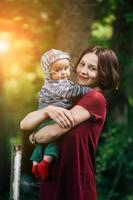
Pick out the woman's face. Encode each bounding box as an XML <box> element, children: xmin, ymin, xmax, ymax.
<box><xmin>76</xmin><ymin>53</ymin><xmax>99</xmax><ymax>87</ymax></box>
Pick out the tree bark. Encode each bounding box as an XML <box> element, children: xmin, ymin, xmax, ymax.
<box><xmin>55</xmin><ymin>0</ymin><xmax>97</xmax><ymax>61</ymax></box>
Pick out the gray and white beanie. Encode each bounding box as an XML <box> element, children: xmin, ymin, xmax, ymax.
<box><xmin>41</xmin><ymin>49</ymin><xmax>70</xmax><ymax>77</ymax></box>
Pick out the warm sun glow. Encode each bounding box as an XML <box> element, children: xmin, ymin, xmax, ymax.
<box><xmin>0</xmin><ymin>40</ymin><xmax>10</xmax><ymax>53</ymax></box>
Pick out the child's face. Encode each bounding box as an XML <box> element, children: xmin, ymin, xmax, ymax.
<box><xmin>50</xmin><ymin>59</ymin><xmax>71</xmax><ymax>80</ymax></box>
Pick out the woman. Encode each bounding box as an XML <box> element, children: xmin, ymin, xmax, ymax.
<box><xmin>20</xmin><ymin>46</ymin><xmax>120</xmax><ymax>200</ymax></box>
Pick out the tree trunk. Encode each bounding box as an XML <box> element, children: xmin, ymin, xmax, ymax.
<box><xmin>55</xmin><ymin>0</ymin><xmax>97</xmax><ymax>61</ymax></box>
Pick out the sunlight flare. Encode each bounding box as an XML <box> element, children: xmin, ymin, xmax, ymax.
<box><xmin>0</xmin><ymin>40</ymin><xmax>10</xmax><ymax>54</ymax></box>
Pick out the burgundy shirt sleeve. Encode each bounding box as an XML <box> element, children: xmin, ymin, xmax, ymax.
<box><xmin>76</xmin><ymin>89</ymin><xmax>107</xmax><ymax>120</ymax></box>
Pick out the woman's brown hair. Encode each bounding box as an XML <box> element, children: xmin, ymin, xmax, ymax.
<box><xmin>76</xmin><ymin>46</ymin><xmax>120</xmax><ymax>90</ymax></box>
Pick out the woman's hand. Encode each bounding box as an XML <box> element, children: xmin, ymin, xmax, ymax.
<box><xmin>29</xmin><ymin>134</ymin><xmax>33</xmax><ymax>144</ymax></box>
<box><xmin>45</xmin><ymin>105</ymin><xmax>75</xmax><ymax>129</ymax></box>
<box><xmin>29</xmin><ymin>132</ymin><xmax>37</xmax><ymax>144</ymax></box>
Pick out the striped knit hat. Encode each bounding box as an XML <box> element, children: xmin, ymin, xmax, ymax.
<box><xmin>41</xmin><ymin>49</ymin><xmax>70</xmax><ymax>76</ymax></box>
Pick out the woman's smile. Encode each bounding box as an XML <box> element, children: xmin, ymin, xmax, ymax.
<box><xmin>77</xmin><ymin>74</ymin><xmax>90</xmax><ymax>83</ymax></box>
<box><xmin>78</xmin><ymin>74</ymin><xmax>89</xmax><ymax>79</ymax></box>
<box><xmin>77</xmin><ymin>74</ymin><xmax>97</xmax><ymax>86</ymax></box>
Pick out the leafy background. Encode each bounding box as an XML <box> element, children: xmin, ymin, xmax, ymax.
<box><xmin>0</xmin><ymin>0</ymin><xmax>133</xmax><ymax>199</ymax></box>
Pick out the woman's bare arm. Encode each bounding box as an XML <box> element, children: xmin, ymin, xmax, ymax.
<box><xmin>30</xmin><ymin>105</ymin><xmax>91</xmax><ymax>144</ymax></box>
<box><xmin>20</xmin><ymin>108</ymin><xmax>48</xmax><ymax>131</ymax></box>
<box><xmin>20</xmin><ymin>105</ymin><xmax>75</xmax><ymax>131</ymax></box>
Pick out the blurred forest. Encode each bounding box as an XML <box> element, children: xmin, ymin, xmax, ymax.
<box><xmin>0</xmin><ymin>0</ymin><xmax>133</xmax><ymax>199</ymax></box>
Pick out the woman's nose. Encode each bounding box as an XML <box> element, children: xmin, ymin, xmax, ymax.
<box><xmin>80</xmin><ymin>66</ymin><xmax>88</xmax><ymax>74</ymax></box>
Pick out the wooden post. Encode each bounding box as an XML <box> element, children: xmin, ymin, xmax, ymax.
<box><xmin>10</xmin><ymin>145</ymin><xmax>22</xmax><ymax>200</ymax></box>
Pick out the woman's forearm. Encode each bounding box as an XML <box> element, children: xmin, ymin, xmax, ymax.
<box><xmin>32</xmin><ymin>123</ymin><xmax>70</xmax><ymax>143</ymax></box>
<box><xmin>20</xmin><ymin>108</ymin><xmax>48</xmax><ymax>131</ymax></box>
<box><xmin>30</xmin><ymin>105</ymin><xmax>91</xmax><ymax>144</ymax></box>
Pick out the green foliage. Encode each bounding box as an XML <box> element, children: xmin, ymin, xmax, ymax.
<box><xmin>91</xmin><ymin>14</ymin><xmax>115</xmax><ymax>47</ymax></box>
<box><xmin>91</xmin><ymin>0</ymin><xmax>133</xmax><ymax>199</ymax></box>
<box><xmin>96</xmin><ymin>119</ymin><xmax>133</xmax><ymax>199</ymax></box>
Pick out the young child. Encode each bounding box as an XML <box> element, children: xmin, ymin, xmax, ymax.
<box><xmin>30</xmin><ymin>49</ymin><xmax>91</xmax><ymax>181</ymax></box>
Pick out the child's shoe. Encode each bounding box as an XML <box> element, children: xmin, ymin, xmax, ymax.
<box><xmin>38</xmin><ymin>160</ymin><xmax>49</xmax><ymax>181</ymax></box>
<box><xmin>32</xmin><ymin>165</ymin><xmax>41</xmax><ymax>179</ymax></box>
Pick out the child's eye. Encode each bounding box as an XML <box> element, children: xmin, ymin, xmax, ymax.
<box><xmin>56</xmin><ymin>69</ymin><xmax>60</xmax><ymax>72</ymax></box>
<box><xmin>65</xmin><ymin>66</ymin><xmax>69</xmax><ymax>70</ymax></box>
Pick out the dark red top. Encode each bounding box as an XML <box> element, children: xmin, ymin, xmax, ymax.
<box><xmin>40</xmin><ymin>90</ymin><xmax>107</xmax><ymax>200</ymax></box>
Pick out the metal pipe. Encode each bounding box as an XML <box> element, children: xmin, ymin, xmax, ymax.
<box><xmin>10</xmin><ymin>144</ymin><xmax>22</xmax><ymax>200</ymax></box>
